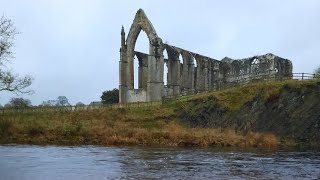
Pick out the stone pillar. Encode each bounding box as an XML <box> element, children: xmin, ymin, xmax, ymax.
<box><xmin>127</xmin><ymin>55</ymin><xmax>134</xmax><ymax>90</ymax></box>
<box><xmin>165</xmin><ymin>59</ymin><xmax>171</xmax><ymax>86</ymax></box>
<box><xmin>147</xmin><ymin>38</ymin><xmax>163</xmax><ymax>102</ymax></box>
<box><xmin>180</xmin><ymin>62</ymin><xmax>184</xmax><ymax>88</ymax></box>
<box><xmin>180</xmin><ymin>51</ymin><xmax>189</xmax><ymax>93</ymax></box>
<box><xmin>208</xmin><ymin>61</ymin><xmax>212</xmax><ymax>90</ymax></box>
<box><xmin>142</xmin><ymin>56</ymin><xmax>148</xmax><ymax>89</ymax></box>
<box><xmin>181</xmin><ymin>52</ymin><xmax>195</xmax><ymax>93</ymax></box>
<box><xmin>195</xmin><ymin>60</ymin><xmax>200</xmax><ymax>91</ymax></box>
<box><xmin>138</xmin><ymin>59</ymin><xmax>142</xmax><ymax>89</ymax></box>
<box><xmin>119</xmin><ymin>26</ymin><xmax>128</xmax><ymax>103</ymax></box>
<box><xmin>213</xmin><ymin>61</ymin><xmax>219</xmax><ymax>90</ymax></box>
<box><xmin>135</xmin><ymin>52</ymin><xmax>149</xmax><ymax>90</ymax></box>
<box><xmin>203</xmin><ymin>59</ymin><xmax>209</xmax><ymax>91</ymax></box>
<box><xmin>194</xmin><ymin>66</ymin><xmax>198</xmax><ymax>91</ymax></box>
<box><xmin>195</xmin><ymin>56</ymin><xmax>204</xmax><ymax>91</ymax></box>
<box><xmin>188</xmin><ymin>62</ymin><xmax>195</xmax><ymax>93</ymax></box>
<box><xmin>172</xmin><ymin>61</ymin><xmax>180</xmax><ymax>95</ymax></box>
<box><xmin>166</xmin><ymin>47</ymin><xmax>180</xmax><ymax>96</ymax></box>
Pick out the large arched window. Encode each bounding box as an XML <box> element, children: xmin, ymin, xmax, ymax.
<box><xmin>194</xmin><ymin>56</ymin><xmax>199</xmax><ymax>90</ymax></box>
<box><xmin>251</xmin><ymin>58</ymin><xmax>260</xmax><ymax>75</ymax></box>
<box><xmin>133</xmin><ymin>31</ymin><xmax>149</xmax><ymax>89</ymax></box>
<box><xmin>125</xmin><ymin>9</ymin><xmax>159</xmax><ymax>90</ymax></box>
<box><xmin>163</xmin><ymin>49</ymin><xmax>169</xmax><ymax>86</ymax></box>
<box><xmin>133</xmin><ymin>54</ymin><xmax>139</xmax><ymax>89</ymax></box>
<box><xmin>178</xmin><ymin>53</ymin><xmax>183</xmax><ymax>86</ymax></box>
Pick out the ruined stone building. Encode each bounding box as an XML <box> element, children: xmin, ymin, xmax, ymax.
<box><xmin>119</xmin><ymin>9</ymin><xmax>293</xmax><ymax>103</ymax></box>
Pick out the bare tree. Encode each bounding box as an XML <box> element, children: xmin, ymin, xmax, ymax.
<box><xmin>0</xmin><ymin>16</ymin><xmax>32</xmax><ymax>94</ymax></box>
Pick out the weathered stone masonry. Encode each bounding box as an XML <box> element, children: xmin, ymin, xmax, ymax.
<box><xmin>119</xmin><ymin>9</ymin><xmax>293</xmax><ymax>103</ymax></box>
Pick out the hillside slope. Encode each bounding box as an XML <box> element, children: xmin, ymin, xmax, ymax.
<box><xmin>177</xmin><ymin>80</ymin><xmax>320</xmax><ymax>148</ymax></box>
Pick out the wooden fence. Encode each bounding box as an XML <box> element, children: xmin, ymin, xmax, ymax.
<box><xmin>220</xmin><ymin>73</ymin><xmax>316</xmax><ymax>90</ymax></box>
<box><xmin>0</xmin><ymin>101</ymin><xmax>162</xmax><ymax>115</ymax></box>
<box><xmin>292</xmin><ymin>73</ymin><xmax>315</xmax><ymax>80</ymax></box>
<box><xmin>162</xmin><ymin>73</ymin><xmax>317</xmax><ymax>102</ymax></box>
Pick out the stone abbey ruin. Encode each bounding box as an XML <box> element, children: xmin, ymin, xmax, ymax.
<box><xmin>119</xmin><ymin>9</ymin><xmax>293</xmax><ymax>103</ymax></box>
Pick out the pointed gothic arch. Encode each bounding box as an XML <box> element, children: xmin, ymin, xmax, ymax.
<box><xmin>120</xmin><ymin>9</ymin><xmax>164</xmax><ymax>103</ymax></box>
<box><xmin>126</xmin><ymin>9</ymin><xmax>161</xmax><ymax>90</ymax></box>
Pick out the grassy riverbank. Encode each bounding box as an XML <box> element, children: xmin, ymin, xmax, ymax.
<box><xmin>0</xmin><ymin>106</ymin><xmax>277</xmax><ymax>148</ymax></box>
<box><xmin>1</xmin><ymin>79</ymin><xmax>319</xmax><ymax>149</ymax></box>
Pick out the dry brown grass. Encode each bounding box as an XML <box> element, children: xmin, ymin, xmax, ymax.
<box><xmin>0</xmin><ymin>107</ymin><xmax>278</xmax><ymax>149</ymax></box>
<box><xmin>5</xmin><ymin>80</ymin><xmax>315</xmax><ymax>148</ymax></box>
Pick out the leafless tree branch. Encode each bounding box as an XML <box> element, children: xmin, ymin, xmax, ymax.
<box><xmin>0</xmin><ymin>16</ymin><xmax>33</xmax><ymax>94</ymax></box>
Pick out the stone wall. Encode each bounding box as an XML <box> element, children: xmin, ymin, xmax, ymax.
<box><xmin>119</xmin><ymin>9</ymin><xmax>293</xmax><ymax>103</ymax></box>
<box><xmin>126</xmin><ymin>89</ymin><xmax>147</xmax><ymax>102</ymax></box>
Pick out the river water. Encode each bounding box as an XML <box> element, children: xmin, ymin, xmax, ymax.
<box><xmin>0</xmin><ymin>145</ymin><xmax>319</xmax><ymax>180</ymax></box>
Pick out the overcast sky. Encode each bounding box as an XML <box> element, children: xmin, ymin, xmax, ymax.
<box><xmin>1</xmin><ymin>0</ymin><xmax>320</xmax><ymax>105</ymax></box>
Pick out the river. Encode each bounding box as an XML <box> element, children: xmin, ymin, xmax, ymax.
<box><xmin>0</xmin><ymin>145</ymin><xmax>319</xmax><ymax>179</ymax></box>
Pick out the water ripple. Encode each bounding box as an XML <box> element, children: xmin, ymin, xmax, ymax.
<box><xmin>0</xmin><ymin>145</ymin><xmax>319</xmax><ymax>180</ymax></box>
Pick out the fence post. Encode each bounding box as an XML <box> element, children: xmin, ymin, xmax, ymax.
<box><xmin>302</xmin><ymin>73</ymin><xmax>304</xmax><ymax>80</ymax></box>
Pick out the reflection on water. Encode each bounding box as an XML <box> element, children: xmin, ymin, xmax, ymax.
<box><xmin>0</xmin><ymin>145</ymin><xmax>319</xmax><ymax>180</ymax></box>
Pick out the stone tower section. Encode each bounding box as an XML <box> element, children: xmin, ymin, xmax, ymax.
<box><xmin>119</xmin><ymin>9</ymin><xmax>164</xmax><ymax>103</ymax></box>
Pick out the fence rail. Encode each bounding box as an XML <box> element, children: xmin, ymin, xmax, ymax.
<box><xmin>229</xmin><ymin>73</ymin><xmax>315</xmax><ymax>83</ymax></box>
<box><xmin>163</xmin><ymin>72</ymin><xmax>317</xmax><ymax>100</ymax></box>
<box><xmin>292</xmin><ymin>73</ymin><xmax>315</xmax><ymax>80</ymax></box>
<box><xmin>0</xmin><ymin>101</ymin><xmax>162</xmax><ymax>115</ymax></box>
<box><xmin>1</xmin><ymin>72</ymin><xmax>317</xmax><ymax>114</ymax></box>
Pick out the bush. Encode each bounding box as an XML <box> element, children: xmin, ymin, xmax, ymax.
<box><xmin>101</xmin><ymin>88</ymin><xmax>119</xmax><ymax>104</ymax></box>
<box><xmin>315</xmin><ymin>66</ymin><xmax>320</xmax><ymax>79</ymax></box>
<box><xmin>0</xmin><ymin>119</ymin><xmax>12</xmax><ymax>135</ymax></box>
<box><xmin>63</xmin><ymin>121</ymin><xmax>82</xmax><ymax>137</ymax></box>
<box><xmin>7</xmin><ymin>98</ymin><xmax>31</xmax><ymax>109</ymax></box>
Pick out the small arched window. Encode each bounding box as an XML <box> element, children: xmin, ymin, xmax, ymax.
<box><xmin>251</xmin><ymin>58</ymin><xmax>260</xmax><ymax>74</ymax></box>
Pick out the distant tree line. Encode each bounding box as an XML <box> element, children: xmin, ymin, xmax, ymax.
<box><xmin>40</xmin><ymin>96</ymin><xmax>70</xmax><ymax>107</ymax></box>
<box><xmin>3</xmin><ymin>98</ymin><xmax>31</xmax><ymax>109</ymax></box>
<box><xmin>0</xmin><ymin>96</ymin><xmax>73</xmax><ymax>109</ymax></box>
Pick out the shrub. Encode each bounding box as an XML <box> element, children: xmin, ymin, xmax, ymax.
<box><xmin>314</xmin><ymin>66</ymin><xmax>320</xmax><ymax>79</ymax></box>
<box><xmin>0</xmin><ymin>119</ymin><xmax>12</xmax><ymax>135</ymax></box>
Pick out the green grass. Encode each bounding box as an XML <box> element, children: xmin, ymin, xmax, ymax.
<box><xmin>185</xmin><ymin>80</ymin><xmax>320</xmax><ymax>111</ymax></box>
